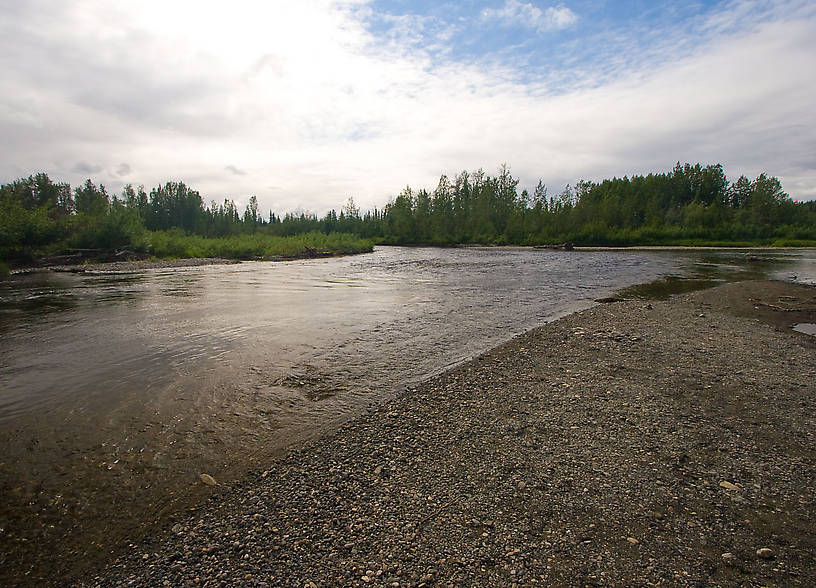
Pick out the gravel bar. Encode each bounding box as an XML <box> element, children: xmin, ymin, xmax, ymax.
<box><xmin>84</xmin><ymin>280</ymin><xmax>816</xmax><ymax>587</ymax></box>
<box><xmin>45</xmin><ymin>257</ymin><xmax>239</xmax><ymax>273</ymax></box>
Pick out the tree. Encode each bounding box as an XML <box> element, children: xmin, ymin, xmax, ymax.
<box><xmin>74</xmin><ymin>179</ymin><xmax>109</xmax><ymax>217</ymax></box>
<box><xmin>243</xmin><ymin>195</ymin><xmax>260</xmax><ymax>229</ymax></box>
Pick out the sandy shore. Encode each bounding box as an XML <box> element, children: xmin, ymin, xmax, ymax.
<box><xmin>82</xmin><ymin>280</ymin><xmax>815</xmax><ymax>587</ymax></box>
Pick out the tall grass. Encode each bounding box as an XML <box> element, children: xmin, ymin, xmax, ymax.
<box><xmin>147</xmin><ymin>230</ymin><xmax>374</xmax><ymax>260</ymax></box>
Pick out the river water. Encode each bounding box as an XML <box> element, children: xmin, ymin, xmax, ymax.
<box><xmin>0</xmin><ymin>246</ymin><xmax>813</xmax><ymax>579</ymax></box>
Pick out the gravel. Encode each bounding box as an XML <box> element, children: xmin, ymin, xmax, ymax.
<box><xmin>44</xmin><ymin>258</ymin><xmax>239</xmax><ymax>273</ymax></box>
<box><xmin>81</xmin><ymin>279</ymin><xmax>815</xmax><ymax>586</ymax></box>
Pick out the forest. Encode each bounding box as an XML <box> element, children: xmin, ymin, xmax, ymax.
<box><xmin>1</xmin><ymin>162</ymin><xmax>815</xmax><ymax>269</ymax></box>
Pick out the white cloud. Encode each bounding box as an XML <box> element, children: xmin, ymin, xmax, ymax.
<box><xmin>0</xmin><ymin>0</ymin><xmax>814</xmax><ymax>212</ymax></box>
<box><xmin>481</xmin><ymin>1</ymin><xmax>578</xmax><ymax>33</ymax></box>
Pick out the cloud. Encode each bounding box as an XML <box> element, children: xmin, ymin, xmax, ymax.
<box><xmin>0</xmin><ymin>0</ymin><xmax>813</xmax><ymax>211</ymax></box>
<box><xmin>225</xmin><ymin>165</ymin><xmax>246</xmax><ymax>176</ymax></box>
<box><xmin>481</xmin><ymin>1</ymin><xmax>577</xmax><ymax>33</ymax></box>
<box><xmin>73</xmin><ymin>161</ymin><xmax>103</xmax><ymax>175</ymax></box>
<box><xmin>116</xmin><ymin>163</ymin><xmax>132</xmax><ymax>177</ymax></box>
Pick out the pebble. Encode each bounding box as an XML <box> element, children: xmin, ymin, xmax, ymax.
<box><xmin>756</xmin><ymin>548</ymin><xmax>774</xmax><ymax>559</ymax></box>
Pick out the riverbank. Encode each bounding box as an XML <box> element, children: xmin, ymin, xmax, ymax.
<box><xmin>7</xmin><ymin>250</ymin><xmax>362</xmax><ymax>276</ymax></box>
<box><xmin>89</xmin><ymin>279</ymin><xmax>816</xmax><ymax>587</ymax></box>
<box><xmin>19</xmin><ymin>257</ymin><xmax>239</xmax><ymax>274</ymax></box>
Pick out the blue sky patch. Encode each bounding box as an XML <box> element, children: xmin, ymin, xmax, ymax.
<box><xmin>358</xmin><ymin>1</ymin><xmax>729</xmax><ymax>90</ymax></box>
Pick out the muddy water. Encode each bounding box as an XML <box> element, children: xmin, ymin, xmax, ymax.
<box><xmin>0</xmin><ymin>246</ymin><xmax>812</xmax><ymax>582</ymax></box>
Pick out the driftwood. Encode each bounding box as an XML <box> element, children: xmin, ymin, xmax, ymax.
<box><xmin>302</xmin><ymin>246</ymin><xmax>334</xmax><ymax>259</ymax></box>
<box><xmin>32</xmin><ymin>249</ymin><xmax>148</xmax><ymax>268</ymax></box>
<box><xmin>534</xmin><ymin>242</ymin><xmax>574</xmax><ymax>251</ymax></box>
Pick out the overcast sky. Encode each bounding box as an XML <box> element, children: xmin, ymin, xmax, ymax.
<box><xmin>1</xmin><ymin>0</ymin><xmax>814</xmax><ymax>213</ymax></box>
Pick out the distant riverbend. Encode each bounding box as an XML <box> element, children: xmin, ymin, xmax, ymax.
<box><xmin>0</xmin><ymin>246</ymin><xmax>814</xmax><ymax>582</ymax></box>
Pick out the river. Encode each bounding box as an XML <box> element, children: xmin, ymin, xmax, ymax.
<box><xmin>0</xmin><ymin>246</ymin><xmax>813</xmax><ymax>581</ymax></box>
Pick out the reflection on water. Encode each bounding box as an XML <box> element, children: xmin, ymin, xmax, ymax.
<box><xmin>0</xmin><ymin>246</ymin><xmax>813</xmax><ymax>581</ymax></box>
<box><xmin>615</xmin><ymin>249</ymin><xmax>813</xmax><ymax>299</ymax></box>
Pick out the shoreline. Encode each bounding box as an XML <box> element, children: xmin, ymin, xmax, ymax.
<box><xmin>89</xmin><ymin>279</ymin><xmax>816</xmax><ymax>587</ymax></box>
<box><xmin>6</xmin><ymin>244</ymin><xmax>812</xmax><ymax>276</ymax></box>
<box><xmin>17</xmin><ymin>257</ymin><xmax>240</xmax><ymax>274</ymax></box>
<box><xmin>6</xmin><ymin>250</ymin><xmax>364</xmax><ymax>276</ymax></box>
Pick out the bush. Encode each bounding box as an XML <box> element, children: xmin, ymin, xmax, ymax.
<box><xmin>70</xmin><ymin>207</ymin><xmax>149</xmax><ymax>251</ymax></box>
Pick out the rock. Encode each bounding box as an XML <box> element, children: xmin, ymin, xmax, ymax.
<box><xmin>721</xmin><ymin>552</ymin><xmax>736</xmax><ymax>562</ymax></box>
<box><xmin>626</xmin><ymin>537</ymin><xmax>639</xmax><ymax>545</ymax></box>
<box><xmin>719</xmin><ymin>481</ymin><xmax>739</xmax><ymax>491</ymax></box>
<box><xmin>199</xmin><ymin>473</ymin><xmax>218</xmax><ymax>486</ymax></box>
<box><xmin>756</xmin><ymin>548</ymin><xmax>774</xmax><ymax>559</ymax></box>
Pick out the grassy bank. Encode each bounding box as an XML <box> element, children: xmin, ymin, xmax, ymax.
<box><xmin>147</xmin><ymin>230</ymin><xmax>374</xmax><ymax>260</ymax></box>
<box><xmin>2</xmin><ymin>230</ymin><xmax>374</xmax><ymax>269</ymax></box>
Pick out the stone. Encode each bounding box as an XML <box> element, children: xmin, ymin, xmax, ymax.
<box><xmin>756</xmin><ymin>548</ymin><xmax>774</xmax><ymax>559</ymax></box>
<box><xmin>719</xmin><ymin>481</ymin><xmax>739</xmax><ymax>491</ymax></box>
<box><xmin>626</xmin><ymin>537</ymin><xmax>639</xmax><ymax>545</ymax></box>
<box><xmin>199</xmin><ymin>473</ymin><xmax>218</xmax><ymax>486</ymax></box>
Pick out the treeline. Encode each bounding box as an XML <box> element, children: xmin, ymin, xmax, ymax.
<box><xmin>0</xmin><ymin>174</ymin><xmax>374</xmax><ymax>263</ymax></box>
<box><xmin>2</xmin><ymin>162</ymin><xmax>815</xmax><ymax>265</ymax></box>
<box><xmin>370</xmin><ymin>163</ymin><xmax>816</xmax><ymax>246</ymax></box>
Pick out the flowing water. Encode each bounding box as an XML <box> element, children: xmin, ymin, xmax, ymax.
<box><xmin>0</xmin><ymin>246</ymin><xmax>813</xmax><ymax>580</ymax></box>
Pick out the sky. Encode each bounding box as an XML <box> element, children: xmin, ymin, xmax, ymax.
<box><xmin>1</xmin><ymin>0</ymin><xmax>815</xmax><ymax>213</ymax></box>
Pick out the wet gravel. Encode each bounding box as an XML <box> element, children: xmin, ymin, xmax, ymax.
<box><xmin>86</xmin><ymin>280</ymin><xmax>816</xmax><ymax>587</ymax></box>
<box><xmin>46</xmin><ymin>258</ymin><xmax>239</xmax><ymax>273</ymax></box>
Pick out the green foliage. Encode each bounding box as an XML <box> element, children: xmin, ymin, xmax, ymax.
<box><xmin>74</xmin><ymin>179</ymin><xmax>110</xmax><ymax>217</ymax></box>
<box><xmin>1</xmin><ymin>164</ymin><xmax>813</xmax><ymax>267</ymax></box>
<box><xmin>367</xmin><ymin>163</ymin><xmax>816</xmax><ymax>247</ymax></box>
<box><xmin>147</xmin><ymin>230</ymin><xmax>373</xmax><ymax>259</ymax></box>
<box><xmin>0</xmin><ymin>173</ymin><xmax>76</xmax><ymax>260</ymax></box>
<box><xmin>1</xmin><ymin>190</ymin><xmax>69</xmax><ymax>261</ymax></box>
<box><xmin>0</xmin><ymin>173</ymin><xmax>374</xmax><ymax>263</ymax></box>
<box><xmin>70</xmin><ymin>206</ymin><xmax>149</xmax><ymax>251</ymax></box>
<box><xmin>144</xmin><ymin>182</ymin><xmax>205</xmax><ymax>232</ymax></box>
